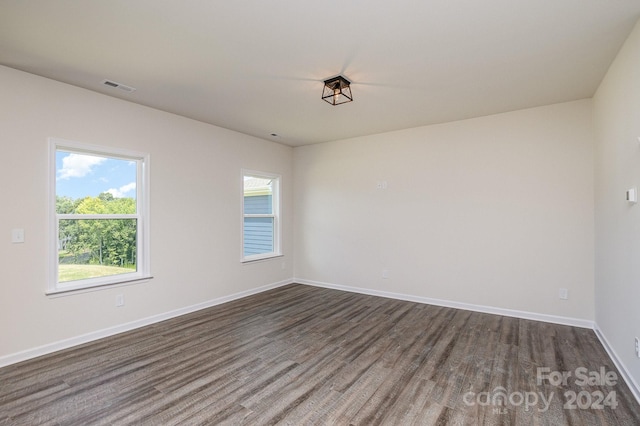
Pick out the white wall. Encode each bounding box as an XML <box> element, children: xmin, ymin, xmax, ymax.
<box><xmin>593</xmin><ymin>20</ymin><xmax>640</xmax><ymax>392</ymax></box>
<box><xmin>294</xmin><ymin>100</ymin><xmax>595</xmax><ymax>321</ymax></box>
<box><xmin>0</xmin><ymin>66</ymin><xmax>293</xmax><ymax>361</ymax></box>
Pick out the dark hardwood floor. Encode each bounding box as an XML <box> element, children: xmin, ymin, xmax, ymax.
<box><xmin>1</xmin><ymin>284</ymin><xmax>639</xmax><ymax>425</ymax></box>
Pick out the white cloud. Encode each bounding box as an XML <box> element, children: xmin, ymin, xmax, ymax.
<box><xmin>106</xmin><ymin>182</ymin><xmax>136</xmax><ymax>198</ymax></box>
<box><xmin>57</xmin><ymin>153</ymin><xmax>106</xmax><ymax>180</ymax></box>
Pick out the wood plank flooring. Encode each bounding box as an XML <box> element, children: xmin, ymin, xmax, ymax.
<box><xmin>1</xmin><ymin>284</ymin><xmax>639</xmax><ymax>425</ymax></box>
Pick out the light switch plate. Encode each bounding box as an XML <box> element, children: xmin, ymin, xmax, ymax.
<box><xmin>627</xmin><ymin>188</ymin><xmax>637</xmax><ymax>204</ymax></box>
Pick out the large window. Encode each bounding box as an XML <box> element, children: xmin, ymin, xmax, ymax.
<box><xmin>49</xmin><ymin>139</ymin><xmax>150</xmax><ymax>293</ymax></box>
<box><xmin>242</xmin><ymin>171</ymin><xmax>281</xmax><ymax>262</ymax></box>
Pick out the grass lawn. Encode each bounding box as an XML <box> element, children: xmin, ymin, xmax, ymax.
<box><xmin>59</xmin><ymin>264</ymin><xmax>134</xmax><ymax>282</ymax></box>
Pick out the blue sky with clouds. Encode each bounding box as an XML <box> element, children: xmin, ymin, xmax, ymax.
<box><xmin>56</xmin><ymin>151</ymin><xmax>137</xmax><ymax>200</ymax></box>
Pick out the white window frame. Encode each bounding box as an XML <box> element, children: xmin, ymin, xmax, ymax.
<box><xmin>241</xmin><ymin>169</ymin><xmax>281</xmax><ymax>262</ymax></box>
<box><xmin>48</xmin><ymin>138</ymin><xmax>151</xmax><ymax>294</ymax></box>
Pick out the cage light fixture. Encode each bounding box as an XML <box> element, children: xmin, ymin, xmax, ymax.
<box><xmin>322</xmin><ymin>75</ymin><xmax>353</xmax><ymax>105</ymax></box>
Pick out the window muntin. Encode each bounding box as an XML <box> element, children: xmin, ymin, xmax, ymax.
<box><xmin>49</xmin><ymin>139</ymin><xmax>150</xmax><ymax>293</ymax></box>
<box><xmin>242</xmin><ymin>171</ymin><xmax>281</xmax><ymax>261</ymax></box>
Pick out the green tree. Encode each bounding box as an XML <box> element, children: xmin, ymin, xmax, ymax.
<box><xmin>104</xmin><ymin>197</ymin><xmax>136</xmax><ymax>267</ymax></box>
<box><xmin>57</xmin><ymin>196</ymin><xmax>77</xmax><ymax>252</ymax></box>
<box><xmin>60</xmin><ymin>193</ymin><xmax>137</xmax><ymax>268</ymax></box>
<box><xmin>56</xmin><ymin>195</ymin><xmax>75</xmax><ymax>214</ymax></box>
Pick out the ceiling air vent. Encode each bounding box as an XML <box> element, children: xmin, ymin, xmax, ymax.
<box><xmin>101</xmin><ymin>79</ymin><xmax>136</xmax><ymax>93</ymax></box>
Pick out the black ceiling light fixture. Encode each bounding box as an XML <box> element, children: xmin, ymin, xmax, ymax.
<box><xmin>322</xmin><ymin>75</ymin><xmax>353</xmax><ymax>105</ymax></box>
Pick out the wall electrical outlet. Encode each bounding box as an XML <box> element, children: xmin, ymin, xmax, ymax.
<box><xmin>116</xmin><ymin>294</ymin><xmax>125</xmax><ymax>307</ymax></box>
<box><xmin>558</xmin><ymin>288</ymin><xmax>569</xmax><ymax>300</ymax></box>
<box><xmin>382</xmin><ymin>269</ymin><xmax>390</xmax><ymax>279</ymax></box>
<box><xmin>635</xmin><ymin>337</ymin><xmax>640</xmax><ymax>358</ymax></box>
<box><xmin>11</xmin><ymin>228</ymin><xmax>25</xmax><ymax>244</ymax></box>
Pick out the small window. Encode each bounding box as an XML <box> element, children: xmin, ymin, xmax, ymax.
<box><xmin>49</xmin><ymin>139</ymin><xmax>150</xmax><ymax>293</ymax></box>
<box><xmin>242</xmin><ymin>171</ymin><xmax>281</xmax><ymax>262</ymax></box>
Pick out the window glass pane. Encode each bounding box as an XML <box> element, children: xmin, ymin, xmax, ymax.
<box><xmin>243</xmin><ymin>176</ymin><xmax>273</xmax><ymax>214</ymax></box>
<box><xmin>56</xmin><ymin>150</ymin><xmax>137</xmax><ymax>213</ymax></box>
<box><xmin>50</xmin><ymin>141</ymin><xmax>149</xmax><ymax>293</ymax></box>
<box><xmin>58</xmin><ymin>218</ymin><xmax>137</xmax><ymax>282</ymax></box>
<box><xmin>242</xmin><ymin>171</ymin><xmax>279</xmax><ymax>261</ymax></box>
<box><xmin>243</xmin><ymin>217</ymin><xmax>274</xmax><ymax>256</ymax></box>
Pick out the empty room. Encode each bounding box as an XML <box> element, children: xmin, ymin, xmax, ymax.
<box><xmin>2</xmin><ymin>1</ymin><xmax>640</xmax><ymax>424</ymax></box>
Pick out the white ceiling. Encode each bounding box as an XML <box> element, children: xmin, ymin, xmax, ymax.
<box><xmin>1</xmin><ymin>1</ymin><xmax>639</xmax><ymax>147</ymax></box>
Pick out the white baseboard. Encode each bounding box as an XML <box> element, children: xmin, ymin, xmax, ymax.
<box><xmin>0</xmin><ymin>279</ymin><xmax>293</xmax><ymax>368</ymax></box>
<box><xmin>593</xmin><ymin>325</ymin><xmax>640</xmax><ymax>405</ymax></box>
<box><xmin>295</xmin><ymin>278</ymin><xmax>594</xmax><ymax>328</ymax></box>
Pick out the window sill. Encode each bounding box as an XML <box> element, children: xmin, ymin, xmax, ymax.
<box><xmin>241</xmin><ymin>254</ymin><xmax>283</xmax><ymax>264</ymax></box>
<box><xmin>46</xmin><ymin>276</ymin><xmax>153</xmax><ymax>298</ymax></box>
